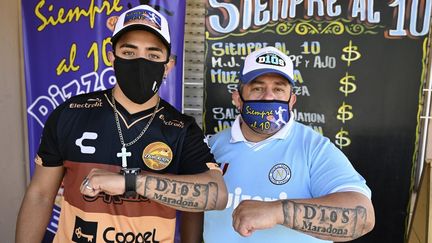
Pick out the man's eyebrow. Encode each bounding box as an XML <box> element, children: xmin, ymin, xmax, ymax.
<box><xmin>274</xmin><ymin>79</ymin><xmax>289</xmax><ymax>86</ymax></box>
<box><xmin>147</xmin><ymin>46</ymin><xmax>164</xmax><ymax>53</ymax></box>
<box><xmin>119</xmin><ymin>44</ymin><xmax>164</xmax><ymax>53</ymax></box>
<box><xmin>119</xmin><ymin>43</ymin><xmax>138</xmax><ymax>49</ymax></box>
<box><xmin>250</xmin><ymin>79</ymin><xmax>265</xmax><ymax>85</ymax></box>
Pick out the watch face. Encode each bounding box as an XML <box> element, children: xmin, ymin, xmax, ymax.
<box><xmin>121</xmin><ymin>168</ymin><xmax>141</xmax><ymax>175</ymax></box>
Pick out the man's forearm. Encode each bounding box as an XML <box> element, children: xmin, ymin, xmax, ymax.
<box><xmin>16</xmin><ymin>165</ymin><xmax>64</xmax><ymax>243</ymax></box>
<box><xmin>16</xmin><ymin>193</ymin><xmax>55</xmax><ymax>243</ymax></box>
<box><xmin>282</xmin><ymin>200</ymin><xmax>367</xmax><ymax>241</ymax></box>
<box><xmin>142</xmin><ymin>175</ymin><xmax>218</xmax><ymax>210</ymax></box>
<box><xmin>280</xmin><ymin>192</ymin><xmax>374</xmax><ymax>242</ymax></box>
<box><xmin>136</xmin><ymin>170</ymin><xmax>227</xmax><ymax>212</ymax></box>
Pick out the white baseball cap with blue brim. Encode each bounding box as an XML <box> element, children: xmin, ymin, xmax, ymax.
<box><xmin>239</xmin><ymin>46</ymin><xmax>295</xmax><ymax>85</ymax></box>
<box><xmin>111</xmin><ymin>5</ymin><xmax>171</xmax><ymax>55</ymax></box>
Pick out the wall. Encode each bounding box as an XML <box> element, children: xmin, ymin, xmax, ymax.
<box><xmin>0</xmin><ymin>1</ymin><xmax>28</xmax><ymax>242</ymax></box>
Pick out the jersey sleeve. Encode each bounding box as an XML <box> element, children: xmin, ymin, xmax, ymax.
<box><xmin>36</xmin><ymin>104</ymin><xmax>66</xmax><ymax>167</ymax></box>
<box><xmin>178</xmin><ymin>120</ymin><xmax>216</xmax><ymax>175</ymax></box>
<box><xmin>309</xmin><ymin>137</ymin><xmax>372</xmax><ymax>199</ymax></box>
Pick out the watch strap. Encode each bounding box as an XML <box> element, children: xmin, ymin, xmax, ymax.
<box><xmin>124</xmin><ymin>172</ymin><xmax>136</xmax><ymax>197</ymax></box>
<box><xmin>121</xmin><ymin>168</ymin><xmax>141</xmax><ymax>198</ymax></box>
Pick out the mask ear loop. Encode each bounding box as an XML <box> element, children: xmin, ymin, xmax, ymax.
<box><xmin>238</xmin><ymin>91</ymin><xmax>246</xmax><ymax>103</ymax></box>
<box><xmin>236</xmin><ymin>84</ymin><xmax>245</xmax><ymax>111</ymax></box>
<box><xmin>286</xmin><ymin>83</ymin><xmax>296</xmax><ymax>104</ymax></box>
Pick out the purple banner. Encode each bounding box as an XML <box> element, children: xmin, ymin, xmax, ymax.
<box><xmin>21</xmin><ymin>0</ymin><xmax>186</xmax><ymax>241</ymax></box>
<box><xmin>22</xmin><ymin>0</ymin><xmax>185</xmax><ymax>175</ymax></box>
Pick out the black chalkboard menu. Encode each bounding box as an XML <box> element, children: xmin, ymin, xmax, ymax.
<box><xmin>204</xmin><ymin>1</ymin><xmax>431</xmax><ymax>242</ymax></box>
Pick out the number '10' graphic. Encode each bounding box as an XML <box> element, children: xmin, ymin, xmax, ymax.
<box><xmin>389</xmin><ymin>0</ymin><xmax>432</xmax><ymax>36</ymax></box>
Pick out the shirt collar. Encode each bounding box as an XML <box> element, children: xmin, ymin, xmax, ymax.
<box><xmin>230</xmin><ymin>112</ymin><xmax>295</xmax><ymax>145</ymax></box>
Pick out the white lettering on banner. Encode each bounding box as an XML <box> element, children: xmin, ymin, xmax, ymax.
<box><xmin>292</xmin><ymin>109</ymin><xmax>326</xmax><ymax>124</ymax></box>
<box><xmin>207</xmin><ymin>0</ymin><xmax>432</xmax><ymax>37</ymax></box>
<box><xmin>212</xmin><ymin>107</ymin><xmax>239</xmax><ymax>120</ymax></box>
<box><xmin>225</xmin><ymin>187</ymin><xmax>288</xmax><ymax>209</ymax></box>
<box><xmin>27</xmin><ymin>67</ymin><xmax>115</xmax><ymax>127</ymax></box>
<box><xmin>293</xmin><ymin>85</ymin><xmax>311</xmax><ymax>96</ymax></box>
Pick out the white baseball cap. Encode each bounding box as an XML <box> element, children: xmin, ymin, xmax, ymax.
<box><xmin>111</xmin><ymin>5</ymin><xmax>171</xmax><ymax>54</ymax></box>
<box><xmin>240</xmin><ymin>46</ymin><xmax>294</xmax><ymax>85</ymax></box>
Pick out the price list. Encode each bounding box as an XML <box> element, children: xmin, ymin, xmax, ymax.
<box><xmin>204</xmin><ymin>1</ymin><xmax>430</xmax><ymax>242</ymax></box>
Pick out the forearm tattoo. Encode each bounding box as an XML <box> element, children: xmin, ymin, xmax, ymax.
<box><xmin>282</xmin><ymin>200</ymin><xmax>367</xmax><ymax>239</ymax></box>
<box><xmin>143</xmin><ymin>176</ymin><xmax>218</xmax><ymax>210</ymax></box>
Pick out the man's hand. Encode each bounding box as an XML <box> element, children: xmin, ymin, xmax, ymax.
<box><xmin>232</xmin><ymin>200</ymin><xmax>282</xmax><ymax>237</ymax></box>
<box><xmin>80</xmin><ymin>168</ymin><xmax>125</xmax><ymax>196</ymax></box>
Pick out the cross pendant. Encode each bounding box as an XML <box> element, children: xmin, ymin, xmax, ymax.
<box><xmin>117</xmin><ymin>146</ymin><xmax>132</xmax><ymax>168</ymax></box>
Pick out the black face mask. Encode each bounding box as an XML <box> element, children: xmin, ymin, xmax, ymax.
<box><xmin>114</xmin><ymin>55</ymin><xmax>167</xmax><ymax>104</ymax></box>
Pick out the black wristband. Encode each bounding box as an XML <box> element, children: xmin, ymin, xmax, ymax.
<box><xmin>120</xmin><ymin>168</ymin><xmax>141</xmax><ymax>198</ymax></box>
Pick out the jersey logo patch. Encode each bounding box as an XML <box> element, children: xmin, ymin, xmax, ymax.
<box><xmin>142</xmin><ymin>142</ymin><xmax>173</xmax><ymax>170</ymax></box>
<box><xmin>158</xmin><ymin>114</ymin><xmax>185</xmax><ymax>128</ymax></box>
<box><xmin>269</xmin><ymin>163</ymin><xmax>291</xmax><ymax>185</ymax></box>
<box><xmin>72</xmin><ymin>216</ymin><xmax>98</xmax><ymax>243</ymax></box>
<box><xmin>69</xmin><ymin>98</ymin><xmax>103</xmax><ymax>109</ymax></box>
<box><xmin>75</xmin><ymin>132</ymin><xmax>98</xmax><ymax>154</ymax></box>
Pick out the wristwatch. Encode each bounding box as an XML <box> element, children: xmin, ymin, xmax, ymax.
<box><xmin>120</xmin><ymin>168</ymin><xmax>141</xmax><ymax>197</ymax></box>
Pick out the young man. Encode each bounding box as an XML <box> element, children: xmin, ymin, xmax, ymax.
<box><xmin>203</xmin><ymin>46</ymin><xmax>375</xmax><ymax>242</ymax></box>
<box><xmin>16</xmin><ymin>5</ymin><xmax>227</xmax><ymax>243</ymax></box>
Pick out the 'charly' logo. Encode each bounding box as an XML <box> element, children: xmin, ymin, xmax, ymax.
<box><xmin>75</xmin><ymin>132</ymin><xmax>98</xmax><ymax>154</ymax></box>
<box><xmin>269</xmin><ymin>163</ymin><xmax>291</xmax><ymax>185</ymax></box>
<box><xmin>142</xmin><ymin>142</ymin><xmax>173</xmax><ymax>170</ymax></box>
<box><xmin>72</xmin><ymin>216</ymin><xmax>97</xmax><ymax>243</ymax></box>
<box><xmin>256</xmin><ymin>53</ymin><xmax>286</xmax><ymax>67</ymax></box>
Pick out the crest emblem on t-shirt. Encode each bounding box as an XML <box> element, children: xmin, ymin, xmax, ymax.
<box><xmin>142</xmin><ymin>142</ymin><xmax>173</xmax><ymax>170</ymax></box>
<box><xmin>269</xmin><ymin>163</ymin><xmax>291</xmax><ymax>185</ymax></box>
<box><xmin>72</xmin><ymin>216</ymin><xmax>98</xmax><ymax>243</ymax></box>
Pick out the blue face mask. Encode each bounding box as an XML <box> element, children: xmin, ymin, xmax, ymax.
<box><xmin>240</xmin><ymin>94</ymin><xmax>291</xmax><ymax>135</ymax></box>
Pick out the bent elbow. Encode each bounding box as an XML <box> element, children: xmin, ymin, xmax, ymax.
<box><xmin>205</xmin><ymin>170</ymin><xmax>228</xmax><ymax>210</ymax></box>
<box><xmin>205</xmin><ymin>182</ymin><xmax>228</xmax><ymax>211</ymax></box>
<box><xmin>352</xmin><ymin>206</ymin><xmax>375</xmax><ymax>241</ymax></box>
<box><xmin>362</xmin><ymin>214</ymin><xmax>375</xmax><ymax>236</ymax></box>
<box><xmin>363</xmin><ymin>203</ymin><xmax>376</xmax><ymax>235</ymax></box>
<box><xmin>214</xmin><ymin>190</ymin><xmax>228</xmax><ymax>210</ymax></box>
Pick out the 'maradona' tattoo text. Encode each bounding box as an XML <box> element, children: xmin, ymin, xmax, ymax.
<box><xmin>282</xmin><ymin>200</ymin><xmax>367</xmax><ymax>239</ymax></box>
<box><xmin>143</xmin><ymin>176</ymin><xmax>218</xmax><ymax>210</ymax></box>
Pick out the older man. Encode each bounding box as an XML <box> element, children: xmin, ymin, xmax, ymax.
<box><xmin>203</xmin><ymin>46</ymin><xmax>375</xmax><ymax>243</ymax></box>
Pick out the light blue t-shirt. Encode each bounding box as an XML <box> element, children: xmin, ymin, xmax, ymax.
<box><xmin>204</xmin><ymin>117</ymin><xmax>371</xmax><ymax>243</ymax></box>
